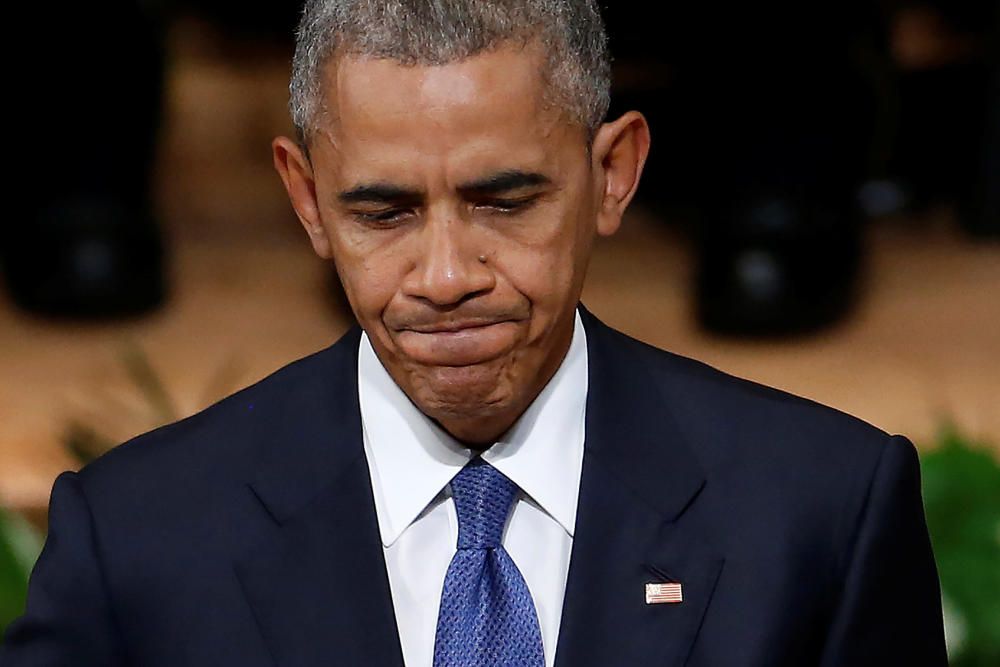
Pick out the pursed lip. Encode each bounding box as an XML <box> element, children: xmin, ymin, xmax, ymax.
<box><xmin>403</xmin><ymin>319</ymin><xmax>513</xmax><ymax>334</ymax></box>
<box><xmin>392</xmin><ymin>318</ymin><xmax>523</xmax><ymax>366</ymax></box>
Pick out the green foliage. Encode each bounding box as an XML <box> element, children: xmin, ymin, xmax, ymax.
<box><xmin>921</xmin><ymin>427</ymin><xmax>1000</xmax><ymax>667</ymax></box>
<box><xmin>0</xmin><ymin>508</ymin><xmax>42</xmax><ymax>642</ymax></box>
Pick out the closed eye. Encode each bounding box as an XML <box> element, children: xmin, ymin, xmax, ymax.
<box><xmin>352</xmin><ymin>208</ymin><xmax>414</xmax><ymax>226</ymax></box>
<box><xmin>476</xmin><ymin>196</ymin><xmax>538</xmax><ymax>214</ymax></box>
<box><xmin>350</xmin><ymin>196</ymin><xmax>538</xmax><ymax>226</ymax></box>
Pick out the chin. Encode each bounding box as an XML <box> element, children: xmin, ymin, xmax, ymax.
<box><xmin>409</xmin><ymin>360</ymin><xmax>516</xmax><ymax>422</ymax></box>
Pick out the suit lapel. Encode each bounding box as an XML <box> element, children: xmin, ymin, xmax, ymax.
<box><xmin>554</xmin><ymin>308</ymin><xmax>725</xmax><ymax>667</ymax></box>
<box><xmin>234</xmin><ymin>327</ymin><xmax>405</xmax><ymax>667</ymax></box>
<box><xmin>230</xmin><ymin>310</ymin><xmax>723</xmax><ymax>666</ymax></box>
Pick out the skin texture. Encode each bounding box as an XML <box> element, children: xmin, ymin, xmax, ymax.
<box><xmin>273</xmin><ymin>40</ymin><xmax>650</xmax><ymax>447</ymax></box>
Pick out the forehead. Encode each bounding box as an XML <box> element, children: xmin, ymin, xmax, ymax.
<box><xmin>313</xmin><ymin>43</ymin><xmax>582</xmax><ymax>183</ymax></box>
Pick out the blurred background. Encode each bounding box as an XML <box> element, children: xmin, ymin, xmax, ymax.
<box><xmin>2</xmin><ymin>0</ymin><xmax>998</xmax><ymax>662</ymax></box>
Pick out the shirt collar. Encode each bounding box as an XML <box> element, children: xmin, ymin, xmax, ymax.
<box><xmin>358</xmin><ymin>309</ymin><xmax>588</xmax><ymax>547</ymax></box>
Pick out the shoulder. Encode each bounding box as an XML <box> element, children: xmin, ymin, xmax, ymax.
<box><xmin>591</xmin><ymin>320</ymin><xmax>922</xmax><ymax>570</ymax></box>
<box><xmin>72</xmin><ymin>327</ymin><xmax>361</xmax><ymax>511</ymax></box>
<box><xmin>587</xmin><ymin>315</ymin><xmax>907</xmax><ymax>502</ymax></box>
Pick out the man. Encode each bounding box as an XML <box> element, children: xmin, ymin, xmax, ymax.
<box><xmin>2</xmin><ymin>1</ymin><xmax>947</xmax><ymax>665</ymax></box>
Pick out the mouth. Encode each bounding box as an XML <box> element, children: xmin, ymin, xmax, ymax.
<box><xmin>395</xmin><ymin>319</ymin><xmax>522</xmax><ymax>366</ymax></box>
<box><xmin>405</xmin><ymin>319</ymin><xmax>511</xmax><ymax>334</ymax></box>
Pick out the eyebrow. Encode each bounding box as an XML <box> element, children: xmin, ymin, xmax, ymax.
<box><xmin>336</xmin><ymin>170</ymin><xmax>552</xmax><ymax>206</ymax></box>
<box><xmin>457</xmin><ymin>170</ymin><xmax>552</xmax><ymax>197</ymax></box>
<box><xmin>337</xmin><ymin>183</ymin><xmax>422</xmax><ymax>205</ymax></box>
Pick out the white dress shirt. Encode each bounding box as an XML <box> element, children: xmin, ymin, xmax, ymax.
<box><xmin>358</xmin><ymin>310</ymin><xmax>588</xmax><ymax>667</ymax></box>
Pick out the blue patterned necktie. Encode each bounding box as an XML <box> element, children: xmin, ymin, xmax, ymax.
<box><xmin>432</xmin><ymin>458</ymin><xmax>546</xmax><ymax>667</ymax></box>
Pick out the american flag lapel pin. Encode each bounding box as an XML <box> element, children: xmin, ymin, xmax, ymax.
<box><xmin>645</xmin><ymin>581</ymin><xmax>683</xmax><ymax>605</ymax></box>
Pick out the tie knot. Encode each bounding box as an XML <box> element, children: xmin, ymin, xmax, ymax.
<box><xmin>450</xmin><ymin>458</ymin><xmax>518</xmax><ymax>550</ymax></box>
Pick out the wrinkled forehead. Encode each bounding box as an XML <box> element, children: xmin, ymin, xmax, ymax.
<box><xmin>310</xmin><ymin>43</ymin><xmax>586</xmax><ymax>185</ymax></box>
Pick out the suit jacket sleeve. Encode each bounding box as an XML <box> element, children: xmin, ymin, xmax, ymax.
<box><xmin>1</xmin><ymin>471</ymin><xmax>125</xmax><ymax>666</ymax></box>
<box><xmin>818</xmin><ymin>434</ymin><xmax>948</xmax><ymax>666</ymax></box>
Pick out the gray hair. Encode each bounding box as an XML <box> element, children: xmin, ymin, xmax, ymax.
<box><xmin>289</xmin><ymin>0</ymin><xmax>611</xmax><ymax>145</ymax></box>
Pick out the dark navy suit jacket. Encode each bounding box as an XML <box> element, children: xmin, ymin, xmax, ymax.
<box><xmin>2</xmin><ymin>307</ymin><xmax>947</xmax><ymax>666</ymax></box>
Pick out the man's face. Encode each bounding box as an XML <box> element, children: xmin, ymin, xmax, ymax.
<box><xmin>275</xmin><ymin>42</ymin><xmax>648</xmax><ymax>443</ymax></box>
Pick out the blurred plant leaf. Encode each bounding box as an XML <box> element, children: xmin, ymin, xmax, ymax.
<box><xmin>120</xmin><ymin>340</ymin><xmax>178</xmax><ymax>426</ymax></box>
<box><xmin>64</xmin><ymin>422</ymin><xmax>118</xmax><ymax>466</ymax></box>
<box><xmin>0</xmin><ymin>508</ymin><xmax>42</xmax><ymax>641</ymax></box>
<box><xmin>921</xmin><ymin>426</ymin><xmax>1000</xmax><ymax>667</ymax></box>
<box><xmin>63</xmin><ymin>341</ymin><xmax>243</xmax><ymax>464</ymax></box>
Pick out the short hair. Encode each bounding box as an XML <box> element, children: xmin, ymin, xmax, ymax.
<box><xmin>289</xmin><ymin>0</ymin><xmax>611</xmax><ymax>146</ymax></box>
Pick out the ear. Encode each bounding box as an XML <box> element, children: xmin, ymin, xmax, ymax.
<box><xmin>590</xmin><ymin>111</ymin><xmax>651</xmax><ymax>237</ymax></box>
<box><xmin>272</xmin><ymin>136</ymin><xmax>333</xmax><ymax>259</ymax></box>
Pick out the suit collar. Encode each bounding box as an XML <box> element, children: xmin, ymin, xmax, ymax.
<box><xmin>246</xmin><ymin>325</ymin><xmax>366</xmax><ymax>525</ymax></box>
<box><xmin>576</xmin><ymin>304</ymin><xmax>707</xmax><ymax>522</ymax></box>
<box><xmin>554</xmin><ymin>305</ymin><xmax>724</xmax><ymax>667</ymax></box>
<box><xmin>238</xmin><ymin>326</ymin><xmax>406</xmax><ymax>667</ymax></box>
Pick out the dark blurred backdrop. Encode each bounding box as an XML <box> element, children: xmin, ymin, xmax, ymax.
<box><xmin>6</xmin><ymin>0</ymin><xmax>997</xmax><ymax>333</ymax></box>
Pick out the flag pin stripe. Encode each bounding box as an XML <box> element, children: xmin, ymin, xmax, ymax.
<box><xmin>645</xmin><ymin>582</ymin><xmax>683</xmax><ymax>604</ymax></box>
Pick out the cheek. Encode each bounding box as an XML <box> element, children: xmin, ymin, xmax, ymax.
<box><xmin>330</xmin><ymin>231</ymin><xmax>407</xmax><ymax>321</ymax></box>
<box><xmin>489</xmin><ymin>205</ymin><xmax>591</xmax><ymax>315</ymax></box>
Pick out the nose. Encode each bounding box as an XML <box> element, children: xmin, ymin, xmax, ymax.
<box><xmin>402</xmin><ymin>213</ymin><xmax>494</xmax><ymax>306</ymax></box>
